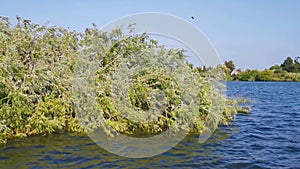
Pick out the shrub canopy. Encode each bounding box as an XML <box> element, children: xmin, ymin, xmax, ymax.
<box><xmin>0</xmin><ymin>17</ymin><xmax>245</xmax><ymax>144</ymax></box>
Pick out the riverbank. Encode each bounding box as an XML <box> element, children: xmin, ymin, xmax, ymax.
<box><xmin>228</xmin><ymin>70</ymin><xmax>300</xmax><ymax>82</ymax></box>
<box><xmin>222</xmin><ymin>58</ymin><xmax>300</xmax><ymax>82</ymax></box>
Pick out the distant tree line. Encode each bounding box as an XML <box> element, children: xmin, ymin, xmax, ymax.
<box><xmin>223</xmin><ymin>57</ymin><xmax>300</xmax><ymax>82</ymax></box>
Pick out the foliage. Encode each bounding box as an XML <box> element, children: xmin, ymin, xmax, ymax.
<box><xmin>223</xmin><ymin>59</ymin><xmax>300</xmax><ymax>82</ymax></box>
<box><xmin>281</xmin><ymin>57</ymin><xmax>294</xmax><ymax>72</ymax></box>
<box><xmin>224</xmin><ymin>60</ymin><xmax>235</xmax><ymax>73</ymax></box>
<box><xmin>0</xmin><ymin>16</ymin><xmax>82</xmax><ymax>144</ymax></box>
<box><xmin>280</xmin><ymin>57</ymin><xmax>300</xmax><ymax>73</ymax></box>
<box><xmin>0</xmin><ymin>17</ymin><xmax>248</xmax><ymax>144</ymax></box>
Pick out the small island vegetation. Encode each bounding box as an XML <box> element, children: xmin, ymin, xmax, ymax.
<box><xmin>0</xmin><ymin>17</ymin><xmax>249</xmax><ymax>145</ymax></box>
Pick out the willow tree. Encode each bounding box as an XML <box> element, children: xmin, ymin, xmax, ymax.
<box><xmin>0</xmin><ymin>17</ymin><xmax>248</xmax><ymax>144</ymax></box>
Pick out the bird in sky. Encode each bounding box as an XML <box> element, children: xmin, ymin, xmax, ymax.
<box><xmin>191</xmin><ymin>16</ymin><xmax>194</xmax><ymax>19</ymax></box>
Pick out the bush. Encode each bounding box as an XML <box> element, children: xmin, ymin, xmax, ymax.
<box><xmin>0</xmin><ymin>16</ymin><xmax>247</xmax><ymax>144</ymax></box>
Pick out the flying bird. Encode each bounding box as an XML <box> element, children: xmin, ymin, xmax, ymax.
<box><xmin>191</xmin><ymin>16</ymin><xmax>194</xmax><ymax>19</ymax></box>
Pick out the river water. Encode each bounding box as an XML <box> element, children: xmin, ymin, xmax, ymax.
<box><xmin>1</xmin><ymin>82</ymin><xmax>299</xmax><ymax>168</ymax></box>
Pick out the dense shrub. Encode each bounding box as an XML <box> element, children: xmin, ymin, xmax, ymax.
<box><xmin>0</xmin><ymin>16</ymin><xmax>82</xmax><ymax>144</ymax></box>
<box><xmin>0</xmin><ymin>17</ymin><xmax>246</xmax><ymax>144</ymax></box>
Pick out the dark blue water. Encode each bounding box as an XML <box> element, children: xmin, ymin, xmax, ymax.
<box><xmin>1</xmin><ymin>82</ymin><xmax>299</xmax><ymax>168</ymax></box>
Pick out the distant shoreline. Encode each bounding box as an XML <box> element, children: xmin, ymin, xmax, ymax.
<box><xmin>222</xmin><ymin>58</ymin><xmax>300</xmax><ymax>82</ymax></box>
<box><xmin>226</xmin><ymin>80</ymin><xmax>300</xmax><ymax>82</ymax></box>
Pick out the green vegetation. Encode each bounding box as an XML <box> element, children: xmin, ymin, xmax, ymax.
<box><xmin>0</xmin><ymin>17</ymin><xmax>248</xmax><ymax>145</ymax></box>
<box><xmin>0</xmin><ymin>16</ymin><xmax>83</xmax><ymax>144</ymax></box>
<box><xmin>223</xmin><ymin>58</ymin><xmax>300</xmax><ymax>81</ymax></box>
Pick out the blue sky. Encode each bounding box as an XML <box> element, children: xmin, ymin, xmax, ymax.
<box><xmin>1</xmin><ymin>0</ymin><xmax>300</xmax><ymax>70</ymax></box>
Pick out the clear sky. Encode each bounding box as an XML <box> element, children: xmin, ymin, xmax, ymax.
<box><xmin>1</xmin><ymin>0</ymin><xmax>300</xmax><ymax>70</ymax></box>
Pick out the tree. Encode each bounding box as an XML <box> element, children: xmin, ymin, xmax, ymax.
<box><xmin>269</xmin><ymin>64</ymin><xmax>281</xmax><ymax>70</ymax></box>
<box><xmin>295</xmin><ymin>56</ymin><xmax>300</xmax><ymax>63</ymax></box>
<box><xmin>255</xmin><ymin>70</ymin><xmax>274</xmax><ymax>81</ymax></box>
<box><xmin>281</xmin><ymin>57</ymin><xmax>294</xmax><ymax>72</ymax></box>
<box><xmin>0</xmin><ymin>16</ymin><xmax>248</xmax><ymax>145</ymax></box>
<box><xmin>294</xmin><ymin>57</ymin><xmax>300</xmax><ymax>73</ymax></box>
<box><xmin>224</xmin><ymin>60</ymin><xmax>235</xmax><ymax>72</ymax></box>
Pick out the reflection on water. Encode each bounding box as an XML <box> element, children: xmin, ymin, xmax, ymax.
<box><xmin>1</xmin><ymin>82</ymin><xmax>300</xmax><ymax>168</ymax></box>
